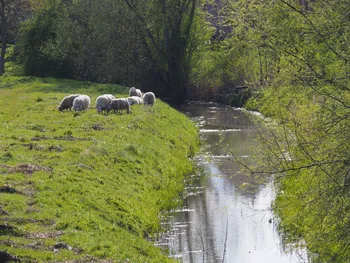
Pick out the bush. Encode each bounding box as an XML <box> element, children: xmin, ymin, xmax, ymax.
<box><xmin>229</xmin><ymin>88</ymin><xmax>252</xmax><ymax>107</ymax></box>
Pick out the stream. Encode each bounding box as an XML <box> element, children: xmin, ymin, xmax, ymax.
<box><xmin>156</xmin><ymin>102</ymin><xmax>308</xmax><ymax>263</ymax></box>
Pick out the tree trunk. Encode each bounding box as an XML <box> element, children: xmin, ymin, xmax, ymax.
<box><xmin>124</xmin><ymin>0</ymin><xmax>196</xmax><ymax>105</ymax></box>
<box><xmin>0</xmin><ymin>0</ymin><xmax>6</xmax><ymax>75</ymax></box>
<box><xmin>166</xmin><ymin>0</ymin><xmax>196</xmax><ymax>105</ymax></box>
<box><xmin>167</xmin><ymin>28</ymin><xmax>187</xmax><ymax>106</ymax></box>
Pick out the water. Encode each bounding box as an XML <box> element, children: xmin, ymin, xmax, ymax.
<box><xmin>156</xmin><ymin>103</ymin><xmax>308</xmax><ymax>263</ymax></box>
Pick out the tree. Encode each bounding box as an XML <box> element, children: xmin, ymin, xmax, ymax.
<box><xmin>0</xmin><ymin>0</ymin><xmax>30</xmax><ymax>75</ymax></box>
<box><xmin>228</xmin><ymin>0</ymin><xmax>350</xmax><ymax>261</ymax></box>
<box><xmin>18</xmin><ymin>0</ymin><xmax>207</xmax><ymax>104</ymax></box>
<box><xmin>0</xmin><ymin>0</ymin><xmax>6</xmax><ymax>75</ymax></box>
<box><xmin>122</xmin><ymin>0</ymin><xmax>201</xmax><ymax>105</ymax></box>
<box><xmin>19</xmin><ymin>0</ymin><xmax>152</xmax><ymax>83</ymax></box>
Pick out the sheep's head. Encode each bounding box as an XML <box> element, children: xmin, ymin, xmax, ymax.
<box><xmin>127</xmin><ymin>98</ymin><xmax>134</xmax><ymax>106</ymax></box>
<box><xmin>129</xmin><ymin>87</ymin><xmax>137</xmax><ymax>96</ymax></box>
<box><xmin>74</xmin><ymin>105</ymin><xmax>83</xmax><ymax>111</ymax></box>
<box><xmin>96</xmin><ymin>105</ymin><xmax>103</xmax><ymax>113</ymax></box>
<box><xmin>58</xmin><ymin>105</ymin><xmax>66</xmax><ymax>111</ymax></box>
<box><xmin>106</xmin><ymin>105</ymin><xmax>112</xmax><ymax>113</ymax></box>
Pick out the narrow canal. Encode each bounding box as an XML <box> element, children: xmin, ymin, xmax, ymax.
<box><xmin>156</xmin><ymin>103</ymin><xmax>308</xmax><ymax>263</ymax></box>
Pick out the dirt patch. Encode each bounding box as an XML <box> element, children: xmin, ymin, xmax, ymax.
<box><xmin>48</xmin><ymin>145</ymin><xmax>64</xmax><ymax>152</ymax></box>
<box><xmin>22</xmin><ymin>143</ymin><xmax>45</xmax><ymax>151</ymax></box>
<box><xmin>27</xmin><ymin>231</ymin><xmax>64</xmax><ymax>239</ymax></box>
<box><xmin>0</xmin><ymin>163</ymin><xmax>52</xmax><ymax>175</ymax></box>
<box><xmin>31</xmin><ymin>135</ymin><xmax>90</xmax><ymax>141</ymax></box>
<box><xmin>77</xmin><ymin>163</ymin><xmax>93</xmax><ymax>170</ymax></box>
<box><xmin>92</xmin><ymin>124</ymin><xmax>105</xmax><ymax>130</ymax></box>
<box><xmin>53</xmin><ymin>242</ymin><xmax>73</xmax><ymax>252</ymax></box>
<box><xmin>0</xmin><ymin>239</ymin><xmax>16</xmax><ymax>246</ymax></box>
<box><xmin>54</xmin><ymin>135</ymin><xmax>90</xmax><ymax>141</ymax></box>
<box><xmin>55</xmin><ymin>258</ymin><xmax>113</xmax><ymax>263</ymax></box>
<box><xmin>31</xmin><ymin>136</ymin><xmax>50</xmax><ymax>141</ymax></box>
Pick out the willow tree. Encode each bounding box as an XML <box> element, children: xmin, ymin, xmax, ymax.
<box><xmin>123</xmin><ymin>0</ymin><xmax>200</xmax><ymax>105</ymax></box>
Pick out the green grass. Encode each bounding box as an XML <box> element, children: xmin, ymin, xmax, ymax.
<box><xmin>0</xmin><ymin>76</ymin><xmax>199</xmax><ymax>262</ymax></box>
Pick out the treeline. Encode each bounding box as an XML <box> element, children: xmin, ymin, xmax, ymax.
<box><xmin>1</xmin><ymin>0</ymin><xmax>213</xmax><ymax>105</ymax></box>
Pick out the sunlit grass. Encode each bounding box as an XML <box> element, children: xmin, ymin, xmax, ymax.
<box><xmin>0</xmin><ymin>76</ymin><xmax>199</xmax><ymax>262</ymax></box>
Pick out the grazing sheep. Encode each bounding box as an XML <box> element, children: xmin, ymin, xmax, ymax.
<box><xmin>107</xmin><ymin>98</ymin><xmax>130</xmax><ymax>114</ymax></box>
<box><xmin>127</xmin><ymin>96</ymin><xmax>143</xmax><ymax>106</ymax></box>
<box><xmin>143</xmin><ymin>92</ymin><xmax>156</xmax><ymax>106</ymax></box>
<box><xmin>129</xmin><ymin>87</ymin><xmax>142</xmax><ymax>98</ymax></box>
<box><xmin>135</xmin><ymin>89</ymin><xmax>142</xmax><ymax>98</ymax></box>
<box><xmin>96</xmin><ymin>94</ymin><xmax>115</xmax><ymax>114</ymax></box>
<box><xmin>58</xmin><ymin>94</ymin><xmax>80</xmax><ymax>111</ymax></box>
<box><xmin>73</xmin><ymin>95</ymin><xmax>91</xmax><ymax>111</ymax></box>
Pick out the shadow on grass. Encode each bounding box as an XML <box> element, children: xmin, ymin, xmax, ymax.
<box><xmin>36</xmin><ymin>78</ymin><xmax>127</xmax><ymax>94</ymax></box>
<box><xmin>0</xmin><ymin>251</ymin><xmax>20</xmax><ymax>263</ymax></box>
<box><xmin>1</xmin><ymin>76</ymin><xmax>129</xmax><ymax>95</ymax></box>
<box><xmin>0</xmin><ymin>224</ymin><xmax>23</xmax><ymax>237</ymax></box>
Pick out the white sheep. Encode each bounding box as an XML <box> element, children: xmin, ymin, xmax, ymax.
<box><xmin>73</xmin><ymin>95</ymin><xmax>91</xmax><ymax>111</ymax></box>
<box><xmin>129</xmin><ymin>87</ymin><xmax>142</xmax><ymax>98</ymax></box>
<box><xmin>127</xmin><ymin>96</ymin><xmax>143</xmax><ymax>106</ymax></box>
<box><xmin>58</xmin><ymin>94</ymin><xmax>80</xmax><ymax>111</ymax></box>
<box><xmin>107</xmin><ymin>98</ymin><xmax>130</xmax><ymax>114</ymax></box>
<box><xmin>143</xmin><ymin>92</ymin><xmax>156</xmax><ymax>106</ymax></box>
<box><xmin>96</xmin><ymin>94</ymin><xmax>115</xmax><ymax>114</ymax></box>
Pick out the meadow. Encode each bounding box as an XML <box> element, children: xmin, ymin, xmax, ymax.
<box><xmin>0</xmin><ymin>76</ymin><xmax>199</xmax><ymax>262</ymax></box>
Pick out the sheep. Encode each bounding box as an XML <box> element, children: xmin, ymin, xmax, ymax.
<box><xmin>129</xmin><ymin>87</ymin><xmax>142</xmax><ymax>98</ymax></box>
<box><xmin>143</xmin><ymin>92</ymin><xmax>156</xmax><ymax>106</ymax></box>
<box><xmin>96</xmin><ymin>94</ymin><xmax>115</xmax><ymax>114</ymax></box>
<box><xmin>58</xmin><ymin>94</ymin><xmax>81</xmax><ymax>111</ymax></box>
<box><xmin>107</xmin><ymin>98</ymin><xmax>130</xmax><ymax>114</ymax></box>
<box><xmin>127</xmin><ymin>96</ymin><xmax>143</xmax><ymax>106</ymax></box>
<box><xmin>73</xmin><ymin>95</ymin><xmax>91</xmax><ymax>111</ymax></box>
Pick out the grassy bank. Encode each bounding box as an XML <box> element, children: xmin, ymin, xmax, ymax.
<box><xmin>0</xmin><ymin>76</ymin><xmax>199</xmax><ymax>262</ymax></box>
<box><xmin>246</xmin><ymin>85</ymin><xmax>350</xmax><ymax>262</ymax></box>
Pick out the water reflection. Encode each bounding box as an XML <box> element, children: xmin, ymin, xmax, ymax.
<box><xmin>156</xmin><ymin>103</ymin><xmax>307</xmax><ymax>263</ymax></box>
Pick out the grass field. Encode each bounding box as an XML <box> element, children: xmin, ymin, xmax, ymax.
<box><xmin>0</xmin><ymin>76</ymin><xmax>199</xmax><ymax>262</ymax></box>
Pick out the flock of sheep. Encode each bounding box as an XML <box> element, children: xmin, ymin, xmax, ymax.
<box><xmin>58</xmin><ymin>87</ymin><xmax>156</xmax><ymax>114</ymax></box>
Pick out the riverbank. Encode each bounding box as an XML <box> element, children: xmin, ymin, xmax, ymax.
<box><xmin>246</xmin><ymin>85</ymin><xmax>350</xmax><ymax>262</ymax></box>
<box><xmin>0</xmin><ymin>76</ymin><xmax>199</xmax><ymax>262</ymax></box>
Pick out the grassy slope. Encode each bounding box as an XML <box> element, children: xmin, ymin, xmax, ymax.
<box><xmin>0</xmin><ymin>76</ymin><xmax>199</xmax><ymax>262</ymax></box>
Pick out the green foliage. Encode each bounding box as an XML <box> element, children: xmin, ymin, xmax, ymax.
<box><xmin>18</xmin><ymin>0</ymin><xmax>151</xmax><ymax>84</ymax></box>
<box><xmin>121</xmin><ymin>0</ymin><xmax>206</xmax><ymax>104</ymax></box>
<box><xmin>19</xmin><ymin>0</ymin><xmax>71</xmax><ymax>77</ymax></box>
<box><xmin>16</xmin><ymin>0</ymin><xmax>208</xmax><ymax>105</ymax></box>
<box><xmin>0</xmin><ymin>76</ymin><xmax>199</xmax><ymax>262</ymax></box>
<box><xmin>225</xmin><ymin>0</ymin><xmax>350</xmax><ymax>262</ymax></box>
<box><xmin>251</xmin><ymin>83</ymin><xmax>349</xmax><ymax>262</ymax></box>
<box><xmin>3</xmin><ymin>45</ymin><xmax>23</xmax><ymax>76</ymax></box>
